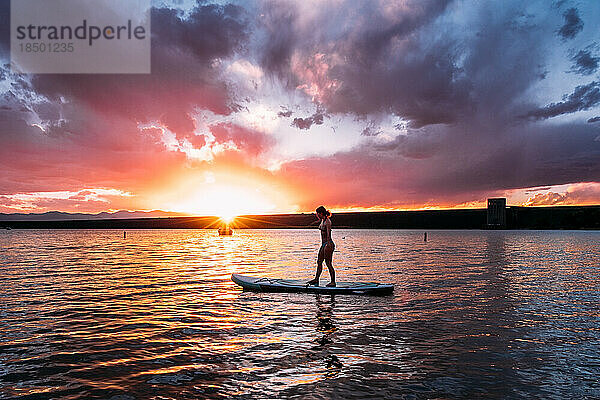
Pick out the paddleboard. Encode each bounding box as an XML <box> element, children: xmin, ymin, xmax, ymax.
<box><xmin>231</xmin><ymin>273</ymin><xmax>394</xmax><ymax>295</ymax></box>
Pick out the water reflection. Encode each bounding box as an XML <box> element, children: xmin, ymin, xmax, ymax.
<box><xmin>314</xmin><ymin>295</ymin><xmax>336</xmax><ymax>348</ymax></box>
<box><xmin>0</xmin><ymin>229</ymin><xmax>599</xmax><ymax>399</ymax></box>
<box><xmin>313</xmin><ymin>295</ymin><xmax>342</xmax><ymax>376</ymax></box>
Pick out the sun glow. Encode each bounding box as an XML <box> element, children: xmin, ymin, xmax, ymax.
<box><xmin>164</xmin><ymin>183</ymin><xmax>276</xmax><ymax>219</ymax></box>
<box><xmin>148</xmin><ymin>169</ymin><xmax>297</xmax><ymax>221</ymax></box>
<box><xmin>219</xmin><ymin>213</ymin><xmax>236</xmax><ymax>224</ymax></box>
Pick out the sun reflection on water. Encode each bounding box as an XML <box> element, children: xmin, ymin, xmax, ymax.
<box><xmin>0</xmin><ymin>229</ymin><xmax>599</xmax><ymax>398</ymax></box>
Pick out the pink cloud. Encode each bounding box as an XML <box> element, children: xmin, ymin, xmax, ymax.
<box><xmin>524</xmin><ymin>182</ymin><xmax>600</xmax><ymax>206</ymax></box>
<box><xmin>293</xmin><ymin>53</ymin><xmax>341</xmax><ymax>103</ymax></box>
<box><xmin>0</xmin><ymin>110</ymin><xmax>188</xmax><ymax>195</ymax></box>
<box><xmin>209</xmin><ymin>122</ymin><xmax>275</xmax><ymax>157</ymax></box>
<box><xmin>0</xmin><ymin>189</ymin><xmax>136</xmax><ymax>213</ymax></box>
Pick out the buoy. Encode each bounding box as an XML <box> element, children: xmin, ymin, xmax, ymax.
<box><xmin>424</xmin><ymin>232</ymin><xmax>427</xmax><ymax>242</ymax></box>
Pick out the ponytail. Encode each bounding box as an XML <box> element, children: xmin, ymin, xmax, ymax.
<box><xmin>316</xmin><ymin>205</ymin><xmax>331</xmax><ymax>217</ymax></box>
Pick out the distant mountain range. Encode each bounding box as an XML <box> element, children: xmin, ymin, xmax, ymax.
<box><xmin>0</xmin><ymin>210</ymin><xmax>189</xmax><ymax>221</ymax></box>
<box><xmin>1</xmin><ymin>205</ymin><xmax>599</xmax><ymax>229</ymax></box>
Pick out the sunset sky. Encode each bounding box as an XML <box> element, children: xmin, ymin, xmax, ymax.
<box><xmin>1</xmin><ymin>0</ymin><xmax>600</xmax><ymax>216</ymax></box>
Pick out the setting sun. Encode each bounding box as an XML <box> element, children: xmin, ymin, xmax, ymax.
<box><xmin>172</xmin><ymin>185</ymin><xmax>275</xmax><ymax>217</ymax></box>
<box><xmin>156</xmin><ymin>178</ymin><xmax>280</xmax><ymax>218</ymax></box>
<box><xmin>219</xmin><ymin>213</ymin><xmax>236</xmax><ymax>224</ymax></box>
<box><xmin>146</xmin><ymin>169</ymin><xmax>297</xmax><ymax>218</ymax></box>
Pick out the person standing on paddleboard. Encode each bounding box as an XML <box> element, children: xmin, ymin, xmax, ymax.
<box><xmin>308</xmin><ymin>206</ymin><xmax>336</xmax><ymax>287</ymax></box>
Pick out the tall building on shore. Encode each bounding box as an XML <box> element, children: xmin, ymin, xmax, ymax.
<box><xmin>487</xmin><ymin>198</ymin><xmax>507</xmax><ymax>229</ymax></box>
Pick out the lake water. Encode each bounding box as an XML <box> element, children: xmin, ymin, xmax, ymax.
<box><xmin>1</xmin><ymin>229</ymin><xmax>599</xmax><ymax>399</ymax></box>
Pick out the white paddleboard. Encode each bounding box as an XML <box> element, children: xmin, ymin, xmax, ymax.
<box><xmin>231</xmin><ymin>273</ymin><xmax>394</xmax><ymax>295</ymax></box>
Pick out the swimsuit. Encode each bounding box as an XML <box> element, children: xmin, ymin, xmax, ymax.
<box><xmin>319</xmin><ymin>219</ymin><xmax>334</xmax><ymax>250</ymax></box>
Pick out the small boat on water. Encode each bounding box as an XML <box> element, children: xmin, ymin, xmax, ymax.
<box><xmin>218</xmin><ymin>226</ymin><xmax>233</xmax><ymax>235</ymax></box>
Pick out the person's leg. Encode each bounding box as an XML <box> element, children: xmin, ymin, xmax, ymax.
<box><xmin>324</xmin><ymin>242</ymin><xmax>335</xmax><ymax>286</ymax></box>
<box><xmin>308</xmin><ymin>245</ymin><xmax>325</xmax><ymax>285</ymax></box>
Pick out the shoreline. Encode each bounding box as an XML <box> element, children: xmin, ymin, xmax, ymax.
<box><xmin>1</xmin><ymin>205</ymin><xmax>599</xmax><ymax>230</ymax></box>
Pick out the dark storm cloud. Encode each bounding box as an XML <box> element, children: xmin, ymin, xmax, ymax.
<box><xmin>151</xmin><ymin>4</ymin><xmax>247</xmax><ymax>63</ymax></box>
<box><xmin>265</xmin><ymin>0</ymin><xmax>600</xmax><ymax>206</ymax></box>
<box><xmin>257</xmin><ymin>0</ymin><xmax>553</xmax><ymax>129</ymax></box>
<box><xmin>569</xmin><ymin>49</ymin><xmax>599</xmax><ymax>75</ymax></box>
<box><xmin>291</xmin><ymin>112</ymin><xmax>324</xmax><ymax>130</ymax></box>
<box><xmin>302</xmin><ymin>0</ymin><xmax>461</xmax><ymax>129</ymax></box>
<box><xmin>558</xmin><ymin>8</ymin><xmax>583</xmax><ymax>40</ymax></box>
<box><xmin>277</xmin><ymin>120</ymin><xmax>600</xmax><ymax>209</ymax></box>
<box><xmin>522</xmin><ymin>81</ymin><xmax>600</xmax><ymax>120</ymax></box>
<box><xmin>349</xmin><ymin>1</ymin><xmax>453</xmax><ymax>65</ymax></box>
<box><xmin>369</xmin><ymin>123</ymin><xmax>448</xmax><ymax>160</ymax></box>
<box><xmin>324</xmin><ymin>44</ymin><xmax>470</xmax><ymax>128</ymax></box>
<box><xmin>259</xmin><ymin>0</ymin><xmax>452</xmax><ymax>79</ymax></box>
<box><xmin>0</xmin><ymin>0</ymin><xmax>8</xmax><ymax>58</ymax></box>
<box><xmin>424</xmin><ymin>123</ymin><xmax>600</xmax><ymax>193</ymax></box>
<box><xmin>260</xmin><ymin>5</ymin><xmax>297</xmax><ymax>82</ymax></box>
<box><xmin>16</xmin><ymin>3</ymin><xmax>250</xmax><ymax>141</ymax></box>
<box><xmin>0</xmin><ymin>1</ymin><xmax>247</xmax><ymax>66</ymax></box>
<box><xmin>361</xmin><ymin>126</ymin><xmax>381</xmax><ymax>137</ymax></box>
<box><xmin>277</xmin><ymin>108</ymin><xmax>293</xmax><ymax>118</ymax></box>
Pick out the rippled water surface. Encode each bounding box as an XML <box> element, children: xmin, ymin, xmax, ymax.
<box><xmin>1</xmin><ymin>229</ymin><xmax>599</xmax><ymax>399</ymax></box>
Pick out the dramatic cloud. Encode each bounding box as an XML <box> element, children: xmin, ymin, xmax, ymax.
<box><xmin>0</xmin><ymin>0</ymin><xmax>7</xmax><ymax>59</ymax></box>
<box><xmin>1</xmin><ymin>0</ymin><xmax>600</xmax><ymax>213</ymax></box>
<box><xmin>277</xmin><ymin>109</ymin><xmax>293</xmax><ymax>118</ymax></box>
<box><xmin>558</xmin><ymin>8</ymin><xmax>583</xmax><ymax>40</ymax></box>
<box><xmin>524</xmin><ymin>183</ymin><xmax>600</xmax><ymax>206</ymax></box>
<box><xmin>275</xmin><ymin>121</ymin><xmax>600</xmax><ymax>210</ymax></box>
<box><xmin>291</xmin><ymin>112</ymin><xmax>324</xmax><ymax>130</ymax></box>
<box><xmin>569</xmin><ymin>48</ymin><xmax>599</xmax><ymax>75</ymax></box>
<box><xmin>1</xmin><ymin>2</ymin><xmax>252</xmax><ymax>196</ymax></box>
<box><xmin>26</xmin><ymin>3</ymin><xmax>250</xmax><ymax>141</ymax></box>
<box><xmin>522</xmin><ymin>81</ymin><xmax>600</xmax><ymax>120</ymax></box>
<box><xmin>258</xmin><ymin>0</ymin><xmax>467</xmax><ymax>128</ymax></box>
<box><xmin>209</xmin><ymin>122</ymin><xmax>275</xmax><ymax>156</ymax></box>
<box><xmin>255</xmin><ymin>0</ymin><xmax>565</xmax><ymax>131</ymax></box>
<box><xmin>361</xmin><ymin>126</ymin><xmax>382</xmax><ymax>137</ymax></box>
